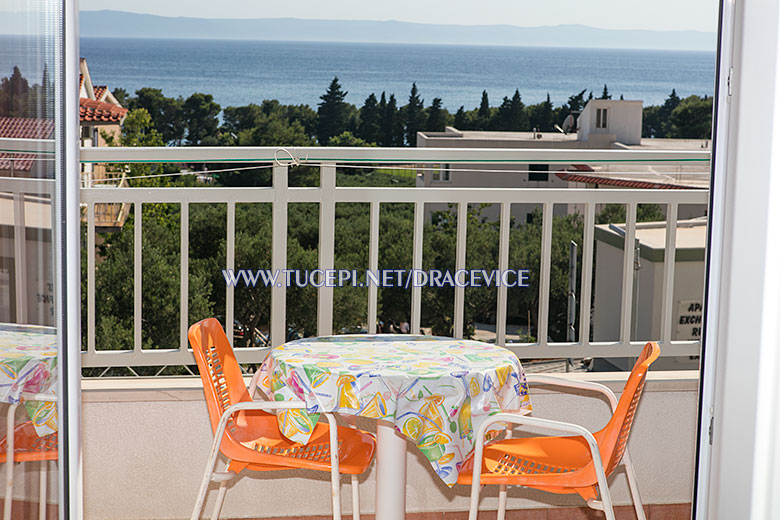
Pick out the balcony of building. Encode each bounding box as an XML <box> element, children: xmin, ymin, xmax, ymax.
<box><xmin>0</xmin><ymin>141</ymin><xmax>709</xmax><ymax>519</ymax></box>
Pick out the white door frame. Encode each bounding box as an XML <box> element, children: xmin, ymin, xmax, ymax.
<box><xmin>696</xmin><ymin>0</ymin><xmax>780</xmax><ymax>517</ymax></box>
<box><xmin>55</xmin><ymin>0</ymin><xmax>83</xmax><ymax>518</ymax></box>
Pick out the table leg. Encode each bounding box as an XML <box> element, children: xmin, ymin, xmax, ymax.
<box><xmin>375</xmin><ymin>420</ymin><xmax>406</xmax><ymax>520</ymax></box>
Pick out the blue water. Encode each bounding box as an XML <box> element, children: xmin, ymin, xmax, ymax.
<box><xmin>3</xmin><ymin>36</ymin><xmax>717</xmax><ymax>110</ymax></box>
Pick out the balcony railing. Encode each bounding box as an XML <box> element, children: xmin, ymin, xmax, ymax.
<box><xmin>0</xmin><ymin>139</ymin><xmax>711</xmax><ymax>369</ymax></box>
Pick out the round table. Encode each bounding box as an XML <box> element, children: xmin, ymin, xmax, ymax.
<box><xmin>0</xmin><ymin>323</ymin><xmax>57</xmax><ymax>436</ymax></box>
<box><xmin>257</xmin><ymin>334</ymin><xmax>531</xmax><ymax>520</ymax></box>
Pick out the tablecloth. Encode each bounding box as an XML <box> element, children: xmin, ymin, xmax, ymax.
<box><xmin>0</xmin><ymin>323</ymin><xmax>58</xmax><ymax>436</ymax></box>
<box><xmin>257</xmin><ymin>334</ymin><xmax>531</xmax><ymax>486</ymax></box>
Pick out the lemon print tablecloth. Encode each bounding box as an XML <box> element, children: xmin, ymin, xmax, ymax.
<box><xmin>0</xmin><ymin>323</ymin><xmax>58</xmax><ymax>436</ymax></box>
<box><xmin>257</xmin><ymin>334</ymin><xmax>531</xmax><ymax>486</ymax></box>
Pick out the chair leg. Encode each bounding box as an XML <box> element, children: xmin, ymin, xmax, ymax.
<box><xmin>593</xmin><ymin>466</ymin><xmax>616</xmax><ymax>520</ymax></box>
<box><xmin>622</xmin><ymin>452</ymin><xmax>646</xmax><ymax>520</ymax></box>
<box><xmin>324</xmin><ymin>414</ymin><xmax>342</xmax><ymax>520</ymax></box>
<box><xmin>4</xmin><ymin>403</ymin><xmax>17</xmax><ymax>520</ymax></box>
<box><xmin>191</xmin><ymin>430</ymin><xmax>228</xmax><ymax>520</ymax></box>
<box><xmin>210</xmin><ymin>461</ymin><xmax>232</xmax><ymax>520</ymax></box>
<box><xmin>351</xmin><ymin>475</ymin><xmax>359</xmax><ymax>520</ymax></box>
<box><xmin>39</xmin><ymin>461</ymin><xmax>47</xmax><ymax>520</ymax></box>
<box><xmin>497</xmin><ymin>484</ymin><xmax>507</xmax><ymax>520</ymax></box>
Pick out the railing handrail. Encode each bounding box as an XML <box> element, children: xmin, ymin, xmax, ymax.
<box><xmin>78</xmin><ymin>145</ymin><xmax>711</xmax><ymax>165</ymax></box>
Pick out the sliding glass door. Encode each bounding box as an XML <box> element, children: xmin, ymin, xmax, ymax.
<box><xmin>0</xmin><ymin>1</ymin><xmax>80</xmax><ymax>517</ymax></box>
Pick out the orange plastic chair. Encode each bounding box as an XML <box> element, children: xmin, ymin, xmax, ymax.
<box><xmin>188</xmin><ymin>318</ymin><xmax>376</xmax><ymax>520</ymax></box>
<box><xmin>0</xmin><ymin>421</ymin><xmax>57</xmax><ymax>520</ymax></box>
<box><xmin>458</xmin><ymin>341</ymin><xmax>660</xmax><ymax>520</ymax></box>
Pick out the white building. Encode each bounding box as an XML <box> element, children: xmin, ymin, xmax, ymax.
<box><xmin>591</xmin><ymin>217</ymin><xmax>706</xmax><ymax>371</ymax></box>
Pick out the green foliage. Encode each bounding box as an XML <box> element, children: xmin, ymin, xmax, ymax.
<box><xmin>425</xmin><ymin>97</ymin><xmax>449</xmax><ymax>132</ymax></box>
<box><xmin>596</xmin><ymin>203</ymin><xmax>666</xmax><ymax>225</ymax></box>
<box><xmin>0</xmin><ymin>65</ymin><xmax>51</xmax><ymax>118</ymax></box>
<box><xmin>127</xmin><ymin>87</ymin><xmax>185</xmax><ymax>145</ymax></box>
<box><xmin>404</xmin><ymin>83</ymin><xmax>425</xmax><ymax>146</ymax></box>
<box><xmin>669</xmin><ymin>95</ymin><xmax>713</xmax><ymax>138</ymax></box>
<box><xmin>317</xmin><ymin>76</ymin><xmax>350</xmax><ymax>145</ymax></box>
<box><xmin>357</xmin><ymin>93</ymin><xmax>381</xmax><ymax>144</ymax></box>
<box><xmin>328</xmin><ymin>131</ymin><xmax>375</xmax><ymax>147</ymax></box>
<box><xmin>182</xmin><ymin>93</ymin><xmax>221</xmax><ymax>145</ymax></box>
<box><xmin>600</xmin><ymin>84</ymin><xmax>611</xmax><ymax>100</ymax></box>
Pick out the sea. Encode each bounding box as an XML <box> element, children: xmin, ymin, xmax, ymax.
<box><xmin>3</xmin><ymin>36</ymin><xmax>717</xmax><ymax>110</ymax></box>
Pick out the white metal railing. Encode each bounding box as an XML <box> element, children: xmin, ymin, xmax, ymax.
<box><xmin>0</xmin><ymin>139</ymin><xmax>711</xmax><ymax>367</ymax></box>
<box><xmin>74</xmin><ymin>146</ymin><xmax>709</xmax><ymax>367</ymax></box>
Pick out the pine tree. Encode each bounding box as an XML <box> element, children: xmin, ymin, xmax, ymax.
<box><xmin>404</xmin><ymin>83</ymin><xmax>424</xmax><ymax>146</ymax></box>
<box><xmin>388</xmin><ymin>94</ymin><xmax>404</xmax><ymax>146</ymax></box>
<box><xmin>0</xmin><ymin>66</ymin><xmax>31</xmax><ymax>117</ymax></box>
<box><xmin>509</xmin><ymin>89</ymin><xmax>527</xmax><ymax>130</ymax></box>
<box><xmin>317</xmin><ymin>76</ymin><xmax>349</xmax><ymax>145</ymax></box>
<box><xmin>454</xmin><ymin>106</ymin><xmax>467</xmax><ymax>129</ymax></box>
<box><xmin>477</xmin><ymin>90</ymin><xmax>491</xmax><ymax>129</ymax></box>
<box><xmin>357</xmin><ymin>93</ymin><xmax>381</xmax><ymax>144</ymax></box>
<box><xmin>599</xmin><ymin>84</ymin><xmax>611</xmax><ymax>100</ymax></box>
<box><xmin>425</xmin><ymin>97</ymin><xmax>447</xmax><ymax>132</ymax></box>
<box><xmin>496</xmin><ymin>96</ymin><xmax>513</xmax><ymax>130</ymax></box>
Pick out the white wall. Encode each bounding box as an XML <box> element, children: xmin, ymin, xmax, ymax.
<box><xmin>578</xmin><ymin>100</ymin><xmax>643</xmax><ymax>145</ymax></box>
<box><xmin>81</xmin><ymin>374</ymin><xmax>698</xmax><ymax>519</ymax></box>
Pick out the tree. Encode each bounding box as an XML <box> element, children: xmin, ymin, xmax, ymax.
<box><xmin>404</xmin><ymin>83</ymin><xmax>424</xmax><ymax>146</ymax></box>
<box><xmin>182</xmin><ymin>93</ymin><xmax>221</xmax><ymax>145</ymax></box>
<box><xmin>357</xmin><ymin>93</ymin><xmax>381</xmax><ymax>144</ymax></box>
<box><xmin>496</xmin><ymin>90</ymin><xmax>527</xmax><ymax>131</ymax></box>
<box><xmin>425</xmin><ymin>97</ymin><xmax>447</xmax><ymax>132</ymax></box>
<box><xmin>477</xmin><ymin>90</ymin><xmax>491</xmax><ymax>129</ymax></box>
<box><xmin>380</xmin><ymin>94</ymin><xmax>403</xmax><ymax>147</ymax></box>
<box><xmin>528</xmin><ymin>93</ymin><xmax>554</xmax><ymax>132</ymax></box>
<box><xmin>112</xmin><ymin>87</ymin><xmax>129</xmax><ymax>106</ymax></box>
<box><xmin>668</xmin><ymin>95</ymin><xmax>713</xmax><ymax>138</ymax></box>
<box><xmin>128</xmin><ymin>88</ymin><xmax>185</xmax><ymax>145</ymax></box>
<box><xmin>599</xmin><ymin>84</ymin><xmax>611</xmax><ymax>100</ymax></box>
<box><xmin>454</xmin><ymin>106</ymin><xmax>467</xmax><ymax>129</ymax></box>
<box><xmin>328</xmin><ymin>131</ymin><xmax>375</xmax><ymax>147</ymax></box>
<box><xmin>317</xmin><ymin>76</ymin><xmax>349</xmax><ymax>145</ymax></box>
<box><xmin>0</xmin><ymin>66</ymin><xmax>31</xmax><ymax>117</ymax></box>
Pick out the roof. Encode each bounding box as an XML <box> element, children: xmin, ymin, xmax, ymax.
<box><xmin>79</xmin><ymin>98</ymin><xmax>128</xmax><ymax>124</ymax></box>
<box><xmin>93</xmin><ymin>85</ymin><xmax>108</xmax><ymax>101</ymax></box>
<box><xmin>595</xmin><ymin>218</ymin><xmax>707</xmax><ymax>261</ymax></box>
<box><xmin>556</xmin><ymin>170</ymin><xmax>699</xmax><ymax>190</ymax></box>
<box><xmin>0</xmin><ymin>117</ymin><xmax>55</xmax><ymax>172</ymax></box>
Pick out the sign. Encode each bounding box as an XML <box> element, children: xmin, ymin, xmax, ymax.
<box><xmin>675</xmin><ymin>300</ymin><xmax>703</xmax><ymax>340</ymax></box>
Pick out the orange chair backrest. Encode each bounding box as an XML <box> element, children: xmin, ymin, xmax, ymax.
<box><xmin>189</xmin><ymin>318</ymin><xmax>252</xmax><ymax>436</ymax></box>
<box><xmin>600</xmin><ymin>341</ymin><xmax>660</xmax><ymax>475</ymax></box>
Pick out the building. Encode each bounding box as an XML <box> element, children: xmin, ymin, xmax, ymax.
<box><xmin>79</xmin><ymin>58</ymin><xmax>131</xmax><ymax>230</ymax></box>
<box><xmin>0</xmin><ymin>117</ymin><xmax>55</xmax><ymax>178</ymax></box>
<box><xmin>591</xmin><ymin>217</ymin><xmax>706</xmax><ymax>371</ymax></box>
<box><xmin>417</xmin><ymin>99</ymin><xmax>710</xmax><ymax>222</ymax></box>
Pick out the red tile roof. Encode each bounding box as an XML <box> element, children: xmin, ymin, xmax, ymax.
<box><xmin>0</xmin><ymin>117</ymin><xmax>55</xmax><ymax>172</ymax></box>
<box><xmin>93</xmin><ymin>85</ymin><xmax>108</xmax><ymax>101</ymax></box>
<box><xmin>80</xmin><ymin>98</ymin><xmax>128</xmax><ymax>124</ymax></box>
<box><xmin>556</xmin><ymin>171</ymin><xmax>698</xmax><ymax>190</ymax></box>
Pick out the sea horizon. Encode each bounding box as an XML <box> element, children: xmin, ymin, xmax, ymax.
<box><xmin>2</xmin><ymin>35</ymin><xmax>716</xmax><ymax>111</ymax></box>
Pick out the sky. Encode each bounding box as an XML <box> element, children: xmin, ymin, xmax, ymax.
<box><xmin>74</xmin><ymin>0</ymin><xmax>719</xmax><ymax>33</ymax></box>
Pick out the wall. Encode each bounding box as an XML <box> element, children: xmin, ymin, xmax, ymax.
<box><xmin>578</xmin><ymin>100</ymin><xmax>643</xmax><ymax>145</ymax></box>
<box><xmin>81</xmin><ymin>373</ymin><xmax>698</xmax><ymax>519</ymax></box>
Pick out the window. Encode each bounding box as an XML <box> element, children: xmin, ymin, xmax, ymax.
<box><xmin>596</xmin><ymin>108</ymin><xmax>608</xmax><ymax>129</ymax></box>
<box><xmin>529</xmin><ymin>163</ymin><xmax>549</xmax><ymax>181</ymax></box>
<box><xmin>431</xmin><ymin>164</ymin><xmax>451</xmax><ymax>182</ymax></box>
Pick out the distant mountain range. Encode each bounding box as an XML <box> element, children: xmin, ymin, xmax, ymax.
<box><xmin>69</xmin><ymin>10</ymin><xmax>715</xmax><ymax>51</ymax></box>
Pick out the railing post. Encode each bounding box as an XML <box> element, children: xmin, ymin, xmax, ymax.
<box><xmin>134</xmin><ymin>202</ymin><xmax>142</xmax><ymax>352</ymax></box>
<box><xmin>410</xmin><ymin>202</ymin><xmax>424</xmax><ymax>334</ymax></box>
<box><xmin>180</xmin><ymin>203</ymin><xmax>189</xmax><ymax>351</ymax></box>
<box><xmin>578</xmin><ymin>203</ymin><xmax>595</xmax><ymax>346</ymax></box>
<box><xmin>367</xmin><ymin>202</ymin><xmax>380</xmax><ymax>334</ymax></box>
<box><xmin>318</xmin><ymin>163</ymin><xmax>336</xmax><ymax>336</ymax></box>
<box><xmin>226</xmin><ymin>201</ymin><xmax>235</xmax><ymax>345</ymax></box>
<box><xmin>453</xmin><ymin>202</ymin><xmax>467</xmax><ymax>339</ymax></box>
<box><xmin>495</xmin><ymin>203</ymin><xmax>511</xmax><ymax>346</ymax></box>
<box><xmin>12</xmin><ymin>192</ymin><xmax>27</xmax><ymax>323</ymax></box>
<box><xmin>620</xmin><ymin>202</ymin><xmax>638</xmax><ymax>344</ymax></box>
<box><xmin>87</xmin><ymin>202</ymin><xmax>96</xmax><ymax>354</ymax></box>
<box><xmin>660</xmin><ymin>203</ymin><xmax>679</xmax><ymax>345</ymax></box>
<box><xmin>271</xmin><ymin>165</ymin><xmax>288</xmax><ymax>347</ymax></box>
<box><xmin>537</xmin><ymin>202</ymin><xmax>553</xmax><ymax>346</ymax></box>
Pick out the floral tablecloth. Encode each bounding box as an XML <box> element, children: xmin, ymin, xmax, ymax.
<box><xmin>257</xmin><ymin>334</ymin><xmax>531</xmax><ymax>486</ymax></box>
<box><xmin>0</xmin><ymin>323</ymin><xmax>58</xmax><ymax>436</ymax></box>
